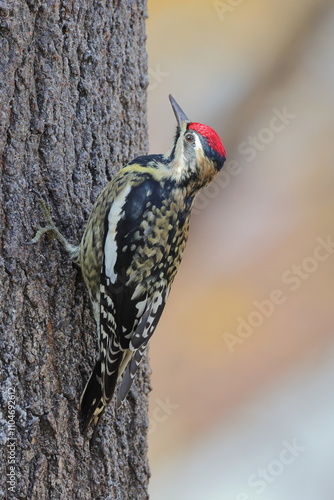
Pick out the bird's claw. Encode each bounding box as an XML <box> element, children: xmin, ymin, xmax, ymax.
<box><xmin>26</xmin><ymin>194</ymin><xmax>58</xmax><ymax>245</ymax></box>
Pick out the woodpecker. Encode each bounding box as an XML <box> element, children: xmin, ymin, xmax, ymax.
<box><xmin>31</xmin><ymin>95</ymin><xmax>226</xmax><ymax>434</ymax></box>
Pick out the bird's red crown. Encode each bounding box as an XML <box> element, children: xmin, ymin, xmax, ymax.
<box><xmin>188</xmin><ymin>122</ymin><xmax>226</xmax><ymax>158</ymax></box>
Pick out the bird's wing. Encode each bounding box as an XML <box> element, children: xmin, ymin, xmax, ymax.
<box><xmin>100</xmin><ymin>175</ymin><xmax>170</xmax><ymax>404</ymax></box>
<box><xmin>116</xmin><ymin>286</ymin><xmax>169</xmax><ymax>408</ymax></box>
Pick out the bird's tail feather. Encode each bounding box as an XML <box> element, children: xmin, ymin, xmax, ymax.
<box><xmin>117</xmin><ymin>345</ymin><xmax>147</xmax><ymax>408</ymax></box>
<box><xmin>80</xmin><ymin>359</ymin><xmax>104</xmax><ymax>434</ymax></box>
<box><xmin>80</xmin><ymin>345</ymin><xmax>146</xmax><ymax>436</ymax></box>
<box><xmin>80</xmin><ymin>355</ymin><xmax>120</xmax><ymax>434</ymax></box>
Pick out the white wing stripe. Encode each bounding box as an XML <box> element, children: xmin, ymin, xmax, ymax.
<box><xmin>104</xmin><ymin>184</ymin><xmax>131</xmax><ymax>283</ymax></box>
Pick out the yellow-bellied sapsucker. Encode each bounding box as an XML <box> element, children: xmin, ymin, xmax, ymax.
<box><xmin>31</xmin><ymin>95</ymin><xmax>226</xmax><ymax>433</ymax></box>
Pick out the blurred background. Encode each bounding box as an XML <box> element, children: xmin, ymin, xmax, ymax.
<box><xmin>146</xmin><ymin>1</ymin><xmax>334</xmax><ymax>499</ymax></box>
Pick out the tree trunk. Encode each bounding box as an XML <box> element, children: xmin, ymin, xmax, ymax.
<box><xmin>0</xmin><ymin>1</ymin><xmax>149</xmax><ymax>498</ymax></box>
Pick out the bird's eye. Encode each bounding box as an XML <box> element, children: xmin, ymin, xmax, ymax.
<box><xmin>185</xmin><ymin>133</ymin><xmax>195</xmax><ymax>143</ymax></box>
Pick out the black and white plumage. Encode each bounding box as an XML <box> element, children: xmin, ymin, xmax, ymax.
<box><xmin>79</xmin><ymin>166</ymin><xmax>190</xmax><ymax>430</ymax></box>
<box><xmin>32</xmin><ymin>95</ymin><xmax>226</xmax><ymax>434</ymax></box>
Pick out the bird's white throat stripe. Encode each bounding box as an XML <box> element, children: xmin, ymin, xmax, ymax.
<box><xmin>104</xmin><ymin>183</ymin><xmax>131</xmax><ymax>283</ymax></box>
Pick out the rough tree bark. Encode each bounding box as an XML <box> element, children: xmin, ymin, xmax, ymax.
<box><xmin>0</xmin><ymin>1</ymin><xmax>150</xmax><ymax>499</ymax></box>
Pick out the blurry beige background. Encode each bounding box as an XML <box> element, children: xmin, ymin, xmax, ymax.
<box><xmin>146</xmin><ymin>1</ymin><xmax>334</xmax><ymax>499</ymax></box>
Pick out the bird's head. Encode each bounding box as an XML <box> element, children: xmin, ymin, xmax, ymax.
<box><xmin>165</xmin><ymin>95</ymin><xmax>226</xmax><ymax>193</ymax></box>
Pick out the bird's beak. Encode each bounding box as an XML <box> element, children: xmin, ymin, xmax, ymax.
<box><xmin>169</xmin><ymin>94</ymin><xmax>189</xmax><ymax>125</ymax></box>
